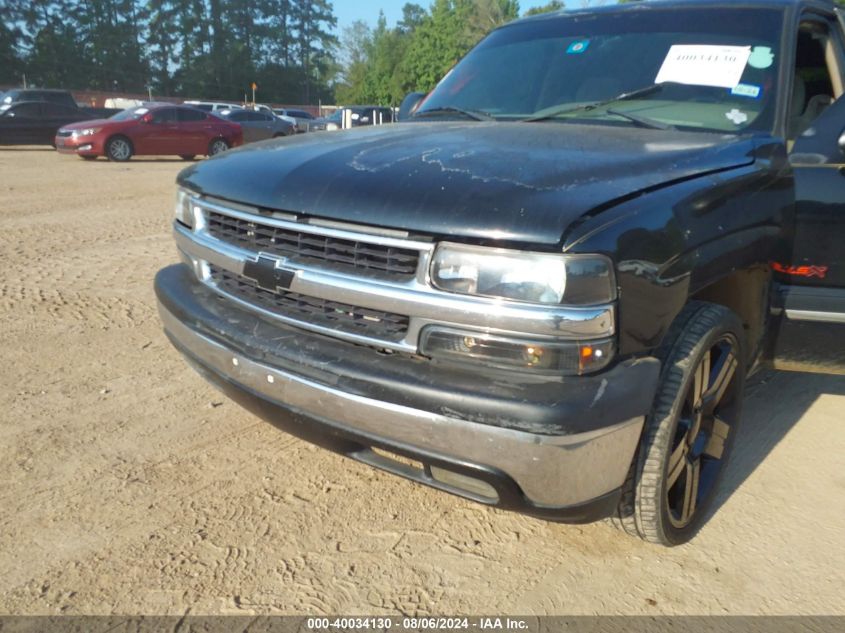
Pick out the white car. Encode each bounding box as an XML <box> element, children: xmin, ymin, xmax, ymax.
<box><xmin>184</xmin><ymin>101</ymin><xmax>244</xmax><ymax>113</ymax></box>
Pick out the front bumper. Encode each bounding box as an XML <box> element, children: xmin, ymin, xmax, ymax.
<box><xmin>156</xmin><ymin>264</ymin><xmax>660</xmax><ymax>521</ymax></box>
<box><xmin>55</xmin><ymin>135</ymin><xmax>102</xmax><ymax>155</ymax></box>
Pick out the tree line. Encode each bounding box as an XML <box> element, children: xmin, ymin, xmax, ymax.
<box><xmin>0</xmin><ymin>0</ymin><xmax>338</xmax><ymax>103</ymax></box>
<box><xmin>0</xmin><ymin>0</ymin><xmax>566</xmax><ymax>105</ymax></box>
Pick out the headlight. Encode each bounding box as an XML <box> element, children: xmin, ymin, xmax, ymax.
<box><xmin>430</xmin><ymin>243</ymin><xmax>616</xmax><ymax>306</ymax></box>
<box><xmin>326</xmin><ymin>123</ymin><xmax>339</xmax><ymax>131</ymax></box>
<box><xmin>174</xmin><ymin>187</ymin><xmax>196</xmax><ymax>228</ymax></box>
<box><xmin>72</xmin><ymin>127</ymin><xmax>101</xmax><ymax>137</ymax></box>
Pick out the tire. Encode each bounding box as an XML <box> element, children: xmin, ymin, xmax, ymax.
<box><xmin>105</xmin><ymin>136</ymin><xmax>132</xmax><ymax>162</ymax></box>
<box><xmin>180</xmin><ymin>154</ymin><xmax>196</xmax><ymax>161</ymax></box>
<box><xmin>610</xmin><ymin>301</ymin><xmax>746</xmax><ymax>546</ymax></box>
<box><xmin>207</xmin><ymin>138</ymin><xmax>229</xmax><ymax>156</ymax></box>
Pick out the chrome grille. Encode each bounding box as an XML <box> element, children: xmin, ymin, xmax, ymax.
<box><xmin>206</xmin><ymin>211</ymin><xmax>420</xmax><ymax>280</ymax></box>
<box><xmin>209</xmin><ymin>265</ymin><xmax>409</xmax><ymax>341</ymax></box>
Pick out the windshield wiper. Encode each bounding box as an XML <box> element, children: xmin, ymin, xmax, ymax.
<box><xmin>522</xmin><ymin>83</ymin><xmax>668</xmax><ymax>123</ymax></box>
<box><xmin>606</xmin><ymin>108</ymin><xmax>672</xmax><ymax>130</ymax></box>
<box><xmin>413</xmin><ymin>106</ymin><xmax>496</xmax><ymax>122</ymax></box>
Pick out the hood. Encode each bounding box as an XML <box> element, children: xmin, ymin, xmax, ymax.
<box><xmin>178</xmin><ymin>122</ymin><xmax>758</xmax><ymax>245</ymax></box>
<box><xmin>61</xmin><ymin>118</ymin><xmax>113</xmax><ymax>130</ymax></box>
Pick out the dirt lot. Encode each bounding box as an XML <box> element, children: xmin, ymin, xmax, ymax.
<box><xmin>0</xmin><ymin>147</ymin><xmax>843</xmax><ymax>616</ymax></box>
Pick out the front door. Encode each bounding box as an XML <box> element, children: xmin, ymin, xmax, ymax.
<box><xmin>140</xmin><ymin>107</ymin><xmax>182</xmax><ymax>155</ymax></box>
<box><xmin>775</xmin><ymin>10</ymin><xmax>845</xmax><ymax>373</ymax></box>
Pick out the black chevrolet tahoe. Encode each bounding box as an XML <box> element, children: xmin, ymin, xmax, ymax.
<box><xmin>155</xmin><ymin>0</ymin><xmax>845</xmax><ymax>546</ymax></box>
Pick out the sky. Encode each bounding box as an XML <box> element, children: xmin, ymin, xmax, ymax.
<box><xmin>330</xmin><ymin>0</ymin><xmax>594</xmax><ymax>35</ymax></box>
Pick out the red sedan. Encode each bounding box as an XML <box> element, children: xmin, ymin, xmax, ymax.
<box><xmin>55</xmin><ymin>104</ymin><xmax>243</xmax><ymax>161</ymax></box>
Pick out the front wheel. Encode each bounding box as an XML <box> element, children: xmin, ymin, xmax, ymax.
<box><xmin>611</xmin><ymin>302</ymin><xmax>746</xmax><ymax>546</ymax></box>
<box><xmin>207</xmin><ymin>138</ymin><xmax>229</xmax><ymax>156</ymax></box>
<box><xmin>106</xmin><ymin>136</ymin><xmax>132</xmax><ymax>162</ymax></box>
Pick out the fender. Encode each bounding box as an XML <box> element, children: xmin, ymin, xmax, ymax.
<box><xmin>563</xmin><ymin>137</ymin><xmax>794</xmax><ymax>356</ymax></box>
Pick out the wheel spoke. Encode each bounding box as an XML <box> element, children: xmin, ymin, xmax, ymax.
<box><xmin>703</xmin><ymin>416</ymin><xmax>731</xmax><ymax>459</ymax></box>
<box><xmin>681</xmin><ymin>458</ymin><xmax>701</xmax><ymax>523</ymax></box>
<box><xmin>702</xmin><ymin>350</ymin><xmax>737</xmax><ymax>413</ymax></box>
<box><xmin>667</xmin><ymin>441</ymin><xmax>688</xmax><ymax>488</ymax></box>
<box><xmin>692</xmin><ymin>352</ymin><xmax>710</xmax><ymax>407</ymax></box>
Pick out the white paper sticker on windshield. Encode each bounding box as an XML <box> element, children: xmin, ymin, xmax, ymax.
<box><xmin>655</xmin><ymin>45</ymin><xmax>751</xmax><ymax>89</ymax></box>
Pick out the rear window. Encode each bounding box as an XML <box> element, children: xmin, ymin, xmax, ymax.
<box><xmin>42</xmin><ymin>92</ymin><xmax>76</xmax><ymax>106</ymax></box>
<box><xmin>42</xmin><ymin>103</ymin><xmax>78</xmax><ymax>116</ymax></box>
<box><xmin>178</xmin><ymin>108</ymin><xmax>207</xmax><ymax>122</ymax></box>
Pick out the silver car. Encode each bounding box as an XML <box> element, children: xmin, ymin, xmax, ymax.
<box><xmin>219</xmin><ymin>109</ymin><xmax>294</xmax><ymax>143</ymax></box>
<box><xmin>273</xmin><ymin>108</ymin><xmax>316</xmax><ymax>133</ymax></box>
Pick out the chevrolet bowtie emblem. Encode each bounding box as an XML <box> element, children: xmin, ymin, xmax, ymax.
<box><xmin>242</xmin><ymin>255</ymin><xmax>297</xmax><ymax>292</ymax></box>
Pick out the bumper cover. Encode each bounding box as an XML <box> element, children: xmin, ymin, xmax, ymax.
<box><xmin>55</xmin><ymin>136</ymin><xmax>101</xmax><ymax>155</ymax></box>
<box><xmin>156</xmin><ymin>264</ymin><xmax>660</xmax><ymax>520</ymax></box>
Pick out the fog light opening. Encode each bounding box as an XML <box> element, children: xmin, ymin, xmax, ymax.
<box><xmin>430</xmin><ymin>466</ymin><xmax>499</xmax><ymax>502</ymax></box>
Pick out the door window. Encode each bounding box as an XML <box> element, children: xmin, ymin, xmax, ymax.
<box><xmin>7</xmin><ymin>103</ymin><xmax>41</xmax><ymax>118</ymax></box>
<box><xmin>151</xmin><ymin>108</ymin><xmax>178</xmax><ymax>123</ymax></box>
<box><xmin>787</xmin><ymin>18</ymin><xmax>844</xmax><ymax>141</ymax></box>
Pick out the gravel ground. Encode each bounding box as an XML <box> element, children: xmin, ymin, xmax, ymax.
<box><xmin>0</xmin><ymin>147</ymin><xmax>843</xmax><ymax>616</ymax></box>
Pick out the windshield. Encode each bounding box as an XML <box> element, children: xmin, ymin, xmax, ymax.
<box><xmin>419</xmin><ymin>7</ymin><xmax>784</xmax><ymax>133</ymax></box>
<box><xmin>109</xmin><ymin>107</ymin><xmax>150</xmax><ymax>121</ymax></box>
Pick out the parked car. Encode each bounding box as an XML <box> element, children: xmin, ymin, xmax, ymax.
<box><xmin>0</xmin><ymin>101</ymin><xmax>103</xmax><ymax>146</ymax></box>
<box><xmin>183</xmin><ymin>101</ymin><xmax>244</xmax><ymax>113</ymax></box>
<box><xmin>55</xmin><ymin>104</ymin><xmax>242</xmax><ymax>161</ymax></box>
<box><xmin>273</xmin><ymin>108</ymin><xmax>315</xmax><ymax>133</ymax></box>
<box><xmin>0</xmin><ymin>88</ymin><xmax>119</xmax><ymax>119</ymax></box>
<box><xmin>155</xmin><ymin>0</ymin><xmax>845</xmax><ymax>546</ymax></box>
<box><xmin>218</xmin><ymin>109</ymin><xmax>294</xmax><ymax>143</ymax></box>
<box><xmin>310</xmin><ymin>106</ymin><xmax>394</xmax><ymax>131</ymax></box>
<box><xmin>1</xmin><ymin>88</ymin><xmax>78</xmax><ymax>112</ymax></box>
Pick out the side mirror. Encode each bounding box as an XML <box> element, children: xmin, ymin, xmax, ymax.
<box><xmin>141</xmin><ymin>112</ymin><xmax>154</xmax><ymax>124</ymax></box>
<box><xmin>838</xmin><ymin>130</ymin><xmax>845</xmax><ymax>154</ymax></box>
<box><xmin>398</xmin><ymin>92</ymin><xmax>426</xmax><ymax>122</ymax></box>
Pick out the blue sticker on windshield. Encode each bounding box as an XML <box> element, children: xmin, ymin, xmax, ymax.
<box><xmin>567</xmin><ymin>40</ymin><xmax>590</xmax><ymax>54</ymax></box>
<box><xmin>731</xmin><ymin>83</ymin><xmax>762</xmax><ymax>99</ymax></box>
